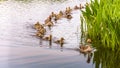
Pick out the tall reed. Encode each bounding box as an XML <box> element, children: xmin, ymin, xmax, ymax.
<box><xmin>81</xmin><ymin>0</ymin><xmax>120</xmax><ymax>50</ymax></box>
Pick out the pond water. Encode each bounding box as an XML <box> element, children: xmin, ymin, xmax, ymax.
<box><xmin>0</xmin><ymin>0</ymin><xmax>119</xmax><ymax>68</ymax></box>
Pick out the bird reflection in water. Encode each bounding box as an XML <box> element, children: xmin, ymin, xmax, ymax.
<box><xmin>39</xmin><ymin>38</ymin><xmax>43</xmax><ymax>47</ymax></box>
<box><xmin>86</xmin><ymin>53</ymin><xmax>93</xmax><ymax>63</ymax></box>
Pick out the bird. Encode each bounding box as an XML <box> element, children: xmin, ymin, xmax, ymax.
<box><xmin>74</xmin><ymin>5</ymin><xmax>79</xmax><ymax>10</ymax></box>
<box><xmin>45</xmin><ymin>16</ymin><xmax>52</xmax><ymax>24</ymax></box>
<box><xmin>54</xmin><ymin>37</ymin><xmax>65</xmax><ymax>48</ymax></box>
<box><xmin>45</xmin><ymin>21</ymin><xmax>54</xmax><ymax>28</ymax></box>
<box><xmin>85</xmin><ymin>2</ymin><xmax>89</xmax><ymax>6</ymax></box>
<box><xmin>59</xmin><ymin>11</ymin><xmax>63</xmax><ymax>17</ymax></box>
<box><xmin>54</xmin><ymin>37</ymin><xmax>64</xmax><ymax>44</ymax></box>
<box><xmin>79</xmin><ymin>44</ymin><xmax>92</xmax><ymax>53</ymax></box>
<box><xmin>37</xmin><ymin>26</ymin><xmax>46</xmax><ymax>35</ymax></box>
<box><xmin>51</xmin><ymin>12</ymin><xmax>56</xmax><ymax>17</ymax></box>
<box><xmin>43</xmin><ymin>34</ymin><xmax>52</xmax><ymax>41</ymax></box>
<box><xmin>65</xmin><ymin>14</ymin><xmax>72</xmax><ymax>19</ymax></box>
<box><xmin>34</xmin><ymin>21</ymin><xmax>43</xmax><ymax>30</ymax></box>
<box><xmin>80</xmin><ymin>4</ymin><xmax>84</xmax><ymax>9</ymax></box>
<box><xmin>65</xmin><ymin>7</ymin><xmax>72</xmax><ymax>15</ymax></box>
<box><xmin>86</xmin><ymin>38</ymin><xmax>92</xmax><ymax>43</ymax></box>
<box><xmin>54</xmin><ymin>14</ymin><xmax>63</xmax><ymax>21</ymax></box>
<box><xmin>36</xmin><ymin>32</ymin><xmax>44</xmax><ymax>38</ymax></box>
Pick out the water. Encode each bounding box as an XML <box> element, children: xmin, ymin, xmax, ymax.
<box><xmin>0</xmin><ymin>0</ymin><xmax>96</xmax><ymax>68</ymax></box>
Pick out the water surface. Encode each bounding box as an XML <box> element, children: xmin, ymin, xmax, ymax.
<box><xmin>0</xmin><ymin>0</ymin><xmax>95</xmax><ymax>68</ymax></box>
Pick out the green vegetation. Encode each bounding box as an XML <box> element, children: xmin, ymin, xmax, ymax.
<box><xmin>93</xmin><ymin>47</ymin><xmax>120</xmax><ymax>68</ymax></box>
<box><xmin>81</xmin><ymin>0</ymin><xmax>120</xmax><ymax>50</ymax></box>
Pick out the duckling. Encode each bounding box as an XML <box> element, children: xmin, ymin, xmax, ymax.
<box><xmin>54</xmin><ymin>37</ymin><xmax>64</xmax><ymax>43</ymax></box>
<box><xmin>54</xmin><ymin>11</ymin><xmax>63</xmax><ymax>20</ymax></box>
<box><xmin>59</xmin><ymin>11</ymin><xmax>63</xmax><ymax>16</ymax></box>
<box><xmin>65</xmin><ymin>7</ymin><xmax>72</xmax><ymax>15</ymax></box>
<box><xmin>54</xmin><ymin>37</ymin><xmax>65</xmax><ymax>48</ymax></box>
<box><xmin>79</xmin><ymin>44</ymin><xmax>92</xmax><ymax>53</ymax></box>
<box><xmin>45</xmin><ymin>21</ymin><xmax>54</xmax><ymax>28</ymax></box>
<box><xmin>45</xmin><ymin>16</ymin><xmax>52</xmax><ymax>24</ymax></box>
<box><xmin>74</xmin><ymin>5</ymin><xmax>79</xmax><ymax>10</ymax></box>
<box><xmin>34</xmin><ymin>21</ymin><xmax>42</xmax><ymax>30</ymax></box>
<box><xmin>85</xmin><ymin>2</ymin><xmax>89</xmax><ymax>6</ymax></box>
<box><xmin>87</xmin><ymin>38</ymin><xmax>92</xmax><ymax>43</ymax></box>
<box><xmin>36</xmin><ymin>32</ymin><xmax>44</xmax><ymax>38</ymax></box>
<box><xmin>80</xmin><ymin>4</ymin><xmax>84</xmax><ymax>9</ymax></box>
<box><xmin>43</xmin><ymin>34</ymin><xmax>52</xmax><ymax>41</ymax></box>
<box><xmin>51</xmin><ymin>12</ymin><xmax>56</xmax><ymax>17</ymax></box>
<box><xmin>66</xmin><ymin>14</ymin><xmax>72</xmax><ymax>19</ymax></box>
<box><xmin>37</xmin><ymin>27</ymin><xmax>46</xmax><ymax>35</ymax></box>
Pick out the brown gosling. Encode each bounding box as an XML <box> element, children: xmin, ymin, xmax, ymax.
<box><xmin>34</xmin><ymin>21</ymin><xmax>42</xmax><ymax>30</ymax></box>
<box><xmin>87</xmin><ymin>38</ymin><xmax>92</xmax><ymax>43</ymax></box>
<box><xmin>36</xmin><ymin>32</ymin><xmax>44</xmax><ymax>38</ymax></box>
<box><xmin>37</xmin><ymin>27</ymin><xmax>46</xmax><ymax>35</ymax></box>
<box><xmin>45</xmin><ymin>16</ymin><xmax>52</xmax><ymax>24</ymax></box>
<box><xmin>59</xmin><ymin>11</ymin><xmax>63</xmax><ymax>16</ymax></box>
<box><xmin>79</xmin><ymin>44</ymin><xmax>92</xmax><ymax>53</ymax></box>
<box><xmin>54</xmin><ymin>37</ymin><xmax>65</xmax><ymax>44</ymax></box>
<box><xmin>54</xmin><ymin>37</ymin><xmax>65</xmax><ymax>48</ymax></box>
<box><xmin>45</xmin><ymin>21</ymin><xmax>54</xmax><ymax>28</ymax></box>
<box><xmin>43</xmin><ymin>34</ymin><xmax>52</xmax><ymax>41</ymax></box>
<box><xmin>80</xmin><ymin>4</ymin><xmax>84</xmax><ymax>9</ymax></box>
<box><xmin>54</xmin><ymin>14</ymin><xmax>61</xmax><ymax>21</ymax></box>
<box><xmin>51</xmin><ymin>12</ymin><xmax>56</xmax><ymax>17</ymax></box>
<box><xmin>74</xmin><ymin>5</ymin><xmax>79</xmax><ymax>10</ymax></box>
<box><xmin>66</xmin><ymin>14</ymin><xmax>72</xmax><ymax>19</ymax></box>
<box><xmin>65</xmin><ymin>7</ymin><xmax>72</xmax><ymax>15</ymax></box>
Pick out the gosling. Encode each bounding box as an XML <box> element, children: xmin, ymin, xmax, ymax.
<box><xmin>79</xmin><ymin>44</ymin><xmax>92</xmax><ymax>53</ymax></box>
<box><xmin>34</xmin><ymin>21</ymin><xmax>43</xmax><ymax>30</ymax></box>
<box><xmin>43</xmin><ymin>34</ymin><xmax>52</xmax><ymax>41</ymax></box>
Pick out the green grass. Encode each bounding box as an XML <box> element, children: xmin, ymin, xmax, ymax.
<box><xmin>81</xmin><ymin>0</ymin><xmax>120</xmax><ymax>50</ymax></box>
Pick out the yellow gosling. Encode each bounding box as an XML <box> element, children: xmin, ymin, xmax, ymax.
<box><xmin>87</xmin><ymin>38</ymin><xmax>92</xmax><ymax>43</ymax></box>
<box><xmin>85</xmin><ymin>2</ymin><xmax>89</xmax><ymax>6</ymax></box>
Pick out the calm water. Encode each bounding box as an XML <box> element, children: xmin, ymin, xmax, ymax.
<box><xmin>0</xmin><ymin>0</ymin><xmax>119</xmax><ymax>68</ymax></box>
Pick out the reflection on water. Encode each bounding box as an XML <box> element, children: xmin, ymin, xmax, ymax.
<box><xmin>93</xmin><ymin>47</ymin><xmax>120</xmax><ymax>68</ymax></box>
